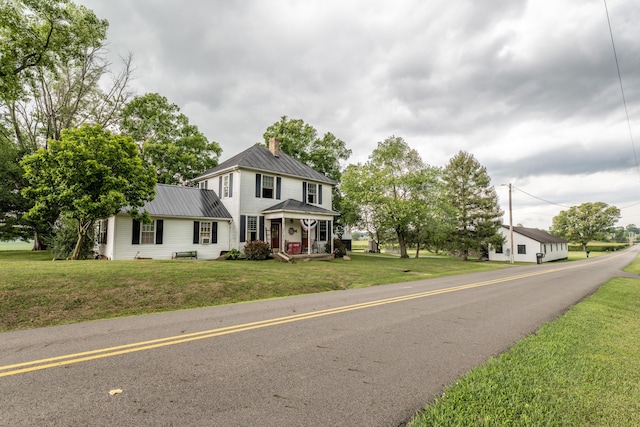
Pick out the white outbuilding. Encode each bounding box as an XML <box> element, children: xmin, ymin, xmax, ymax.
<box><xmin>489</xmin><ymin>225</ymin><xmax>568</xmax><ymax>263</ymax></box>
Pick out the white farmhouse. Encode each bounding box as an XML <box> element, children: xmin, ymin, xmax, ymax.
<box><xmin>96</xmin><ymin>139</ymin><xmax>338</xmax><ymax>260</ymax></box>
<box><xmin>489</xmin><ymin>225</ymin><xmax>568</xmax><ymax>263</ymax></box>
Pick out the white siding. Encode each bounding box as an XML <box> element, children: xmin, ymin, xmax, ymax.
<box><xmin>95</xmin><ymin>216</ymin><xmax>115</xmax><ymax>259</ymax></box>
<box><xmin>489</xmin><ymin>227</ymin><xmax>568</xmax><ymax>263</ymax></box>
<box><xmin>104</xmin><ymin>214</ymin><xmax>230</xmax><ymax>260</ymax></box>
<box><xmin>204</xmin><ymin>168</ymin><xmax>336</xmax><ymax>252</ymax></box>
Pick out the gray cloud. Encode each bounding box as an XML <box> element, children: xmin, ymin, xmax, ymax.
<box><xmin>80</xmin><ymin>0</ymin><xmax>640</xmax><ymax>228</ymax></box>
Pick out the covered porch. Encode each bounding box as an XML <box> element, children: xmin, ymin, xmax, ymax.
<box><xmin>262</xmin><ymin>199</ymin><xmax>339</xmax><ymax>256</ymax></box>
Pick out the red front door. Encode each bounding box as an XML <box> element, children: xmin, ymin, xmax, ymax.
<box><xmin>271</xmin><ymin>222</ymin><xmax>281</xmax><ymax>251</ymax></box>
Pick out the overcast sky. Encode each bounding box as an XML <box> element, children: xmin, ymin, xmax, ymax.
<box><xmin>79</xmin><ymin>0</ymin><xmax>640</xmax><ymax>230</ymax></box>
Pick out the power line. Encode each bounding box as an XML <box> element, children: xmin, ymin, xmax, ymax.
<box><xmin>604</xmin><ymin>0</ymin><xmax>640</xmax><ymax>180</ymax></box>
<box><xmin>511</xmin><ymin>186</ymin><xmax>571</xmax><ymax>208</ymax></box>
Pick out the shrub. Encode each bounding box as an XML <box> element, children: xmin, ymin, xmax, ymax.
<box><xmin>325</xmin><ymin>238</ymin><xmax>347</xmax><ymax>258</ymax></box>
<box><xmin>244</xmin><ymin>240</ymin><xmax>271</xmax><ymax>260</ymax></box>
<box><xmin>47</xmin><ymin>215</ymin><xmax>95</xmax><ymax>260</ymax></box>
<box><xmin>225</xmin><ymin>248</ymin><xmax>242</xmax><ymax>260</ymax></box>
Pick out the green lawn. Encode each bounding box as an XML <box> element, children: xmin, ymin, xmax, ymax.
<box><xmin>0</xmin><ymin>250</ymin><xmax>508</xmax><ymax>331</ymax></box>
<box><xmin>0</xmin><ymin>240</ymin><xmax>33</xmax><ymax>251</ymax></box>
<box><xmin>408</xmin><ymin>257</ymin><xmax>640</xmax><ymax>426</ymax></box>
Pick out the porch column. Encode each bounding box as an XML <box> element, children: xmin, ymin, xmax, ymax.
<box><xmin>281</xmin><ymin>213</ymin><xmax>286</xmax><ymax>252</ymax></box>
<box><xmin>330</xmin><ymin>220</ymin><xmax>334</xmax><ymax>254</ymax></box>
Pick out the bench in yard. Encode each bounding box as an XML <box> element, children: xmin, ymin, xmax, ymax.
<box><xmin>172</xmin><ymin>251</ymin><xmax>197</xmax><ymax>260</ymax></box>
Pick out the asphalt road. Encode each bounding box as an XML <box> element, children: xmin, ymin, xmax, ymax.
<box><xmin>2</xmin><ymin>246</ymin><xmax>638</xmax><ymax>427</ymax></box>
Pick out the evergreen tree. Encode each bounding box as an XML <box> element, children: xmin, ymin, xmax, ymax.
<box><xmin>441</xmin><ymin>151</ymin><xmax>504</xmax><ymax>260</ymax></box>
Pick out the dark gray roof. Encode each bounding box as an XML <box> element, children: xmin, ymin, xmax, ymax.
<box><xmin>262</xmin><ymin>199</ymin><xmax>339</xmax><ymax>216</ymax></box>
<box><xmin>194</xmin><ymin>144</ymin><xmax>336</xmax><ymax>185</ymax></box>
<box><xmin>126</xmin><ymin>184</ymin><xmax>232</xmax><ymax>219</ymax></box>
<box><xmin>505</xmin><ymin>225</ymin><xmax>567</xmax><ymax>244</ymax></box>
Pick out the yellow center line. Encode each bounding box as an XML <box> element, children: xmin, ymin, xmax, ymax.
<box><xmin>0</xmin><ymin>253</ymin><xmax>620</xmax><ymax>378</ymax></box>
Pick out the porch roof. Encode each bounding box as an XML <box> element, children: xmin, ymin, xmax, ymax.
<box><xmin>262</xmin><ymin>199</ymin><xmax>339</xmax><ymax>218</ymax></box>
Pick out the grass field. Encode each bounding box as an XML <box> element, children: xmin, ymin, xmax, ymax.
<box><xmin>0</xmin><ymin>240</ymin><xmax>33</xmax><ymax>251</ymax></box>
<box><xmin>0</xmin><ymin>249</ymin><xmax>509</xmax><ymax>331</ymax></box>
<box><xmin>408</xmin><ymin>257</ymin><xmax>640</xmax><ymax>426</ymax></box>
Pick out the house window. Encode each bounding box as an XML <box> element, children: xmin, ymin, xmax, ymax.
<box><xmin>247</xmin><ymin>216</ymin><xmax>258</xmax><ymax>241</ymax></box>
<box><xmin>200</xmin><ymin>222</ymin><xmax>212</xmax><ymax>244</ymax></box>
<box><xmin>262</xmin><ymin>175</ymin><xmax>274</xmax><ymax>199</ymax></box>
<box><xmin>200</xmin><ymin>180</ymin><xmax>208</xmax><ymax>189</ymax></box>
<box><xmin>495</xmin><ymin>244</ymin><xmax>503</xmax><ymax>254</ymax></box>
<box><xmin>97</xmin><ymin>219</ymin><xmax>108</xmax><ymax>244</ymax></box>
<box><xmin>307</xmin><ymin>183</ymin><xmax>317</xmax><ymax>204</ymax></box>
<box><xmin>223</xmin><ymin>175</ymin><xmax>230</xmax><ymax>198</ymax></box>
<box><xmin>141</xmin><ymin>222</ymin><xmax>155</xmax><ymax>244</ymax></box>
<box><xmin>319</xmin><ymin>221</ymin><xmax>327</xmax><ymax>241</ymax></box>
<box><xmin>517</xmin><ymin>244</ymin><xmax>526</xmax><ymax>254</ymax></box>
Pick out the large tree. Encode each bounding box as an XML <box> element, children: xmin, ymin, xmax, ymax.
<box><xmin>120</xmin><ymin>93</ymin><xmax>221</xmax><ymax>184</ymax></box>
<box><xmin>0</xmin><ymin>133</ymin><xmax>31</xmax><ymax>241</ymax></box>
<box><xmin>550</xmin><ymin>202</ymin><xmax>620</xmax><ymax>251</ymax></box>
<box><xmin>21</xmin><ymin>124</ymin><xmax>156</xmax><ymax>259</ymax></box>
<box><xmin>341</xmin><ymin>136</ymin><xmax>440</xmax><ymax>258</ymax></box>
<box><xmin>441</xmin><ymin>151</ymin><xmax>503</xmax><ymax>261</ymax></box>
<box><xmin>263</xmin><ymin>116</ymin><xmax>351</xmax><ymax>184</ymax></box>
<box><xmin>0</xmin><ymin>0</ymin><xmax>107</xmax><ymax>105</ymax></box>
<box><xmin>0</xmin><ymin>0</ymin><xmax>118</xmax><ymax>247</ymax></box>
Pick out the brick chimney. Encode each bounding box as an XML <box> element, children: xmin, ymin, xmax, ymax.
<box><xmin>268</xmin><ymin>137</ymin><xmax>280</xmax><ymax>157</ymax></box>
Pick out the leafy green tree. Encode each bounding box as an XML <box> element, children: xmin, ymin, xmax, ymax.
<box><xmin>441</xmin><ymin>151</ymin><xmax>504</xmax><ymax>261</ymax></box>
<box><xmin>0</xmin><ymin>0</ymin><xmax>107</xmax><ymax>104</ymax></box>
<box><xmin>263</xmin><ymin>116</ymin><xmax>352</xmax><ymax>182</ymax></box>
<box><xmin>120</xmin><ymin>93</ymin><xmax>221</xmax><ymax>184</ymax></box>
<box><xmin>21</xmin><ymin>124</ymin><xmax>156</xmax><ymax>259</ymax></box>
<box><xmin>550</xmin><ymin>202</ymin><xmax>620</xmax><ymax>251</ymax></box>
<box><xmin>263</xmin><ymin>116</ymin><xmax>351</xmax><ymax>185</ymax></box>
<box><xmin>407</xmin><ymin>198</ymin><xmax>455</xmax><ymax>257</ymax></box>
<box><xmin>1</xmin><ymin>0</ymin><xmax>115</xmax><ymax>249</ymax></box>
<box><xmin>341</xmin><ymin>136</ymin><xmax>440</xmax><ymax>258</ymax></box>
<box><xmin>0</xmin><ymin>133</ymin><xmax>30</xmax><ymax>240</ymax></box>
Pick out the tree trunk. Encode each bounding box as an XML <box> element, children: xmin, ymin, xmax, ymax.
<box><xmin>70</xmin><ymin>219</ymin><xmax>93</xmax><ymax>260</ymax></box>
<box><xmin>397</xmin><ymin>229</ymin><xmax>409</xmax><ymax>258</ymax></box>
<box><xmin>31</xmin><ymin>230</ymin><xmax>45</xmax><ymax>251</ymax></box>
<box><xmin>70</xmin><ymin>230</ymin><xmax>85</xmax><ymax>260</ymax></box>
<box><xmin>415</xmin><ymin>241</ymin><xmax>420</xmax><ymax>259</ymax></box>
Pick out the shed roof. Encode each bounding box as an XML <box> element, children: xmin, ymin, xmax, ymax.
<box><xmin>194</xmin><ymin>144</ymin><xmax>336</xmax><ymax>185</ymax></box>
<box><xmin>506</xmin><ymin>225</ymin><xmax>567</xmax><ymax>244</ymax></box>
<box><xmin>125</xmin><ymin>184</ymin><xmax>232</xmax><ymax>219</ymax></box>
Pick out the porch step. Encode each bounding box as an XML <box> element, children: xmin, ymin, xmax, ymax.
<box><xmin>276</xmin><ymin>252</ymin><xmax>294</xmax><ymax>263</ymax></box>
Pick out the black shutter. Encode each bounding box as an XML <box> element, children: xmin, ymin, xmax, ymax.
<box><xmin>212</xmin><ymin>222</ymin><xmax>218</xmax><ymax>244</ymax></box>
<box><xmin>276</xmin><ymin>177</ymin><xmax>281</xmax><ymax>200</ymax></box>
<box><xmin>302</xmin><ymin>182</ymin><xmax>307</xmax><ymax>203</ymax></box>
<box><xmin>259</xmin><ymin>216</ymin><xmax>265</xmax><ymax>241</ymax></box>
<box><xmin>255</xmin><ymin>174</ymin><xmax>261</xmax><ymax>198</ymax></box>
<box><xmin>193</xmin><ymin>221</ymin><xmax>200</xmax><ymax>244</ymax></box>
<box><xmin>318</xmin><ymin>184</ymin><xmax>323</xmax><ymax>205</ymax></box>
<box><xmin>132</xmin><ymin>219</ymin><xmax>140</xmax><ymax>245</ymax></box>
<box><xmin>156</xmin><ymin>220</ymin><xmax>164</xmax><ymax>244</ymax></box>
<box><xmin>218</xmin><ymin>176</ymin><xmax>222</xmax><ymax>196</ymax></box>
<box><xmin>229</xmin><ymin>173</ymin><xmax>233</xmax><ymax>197</ymax></box>
<box><xmin>240</xmin><ymin>215</ymin><xmax>246</xmax><ymax>242</ymax></box>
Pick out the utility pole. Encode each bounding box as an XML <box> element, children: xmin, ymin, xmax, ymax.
<box><xmin>509</xmin><ymin>183</ymin><xmax>514</xmax><ymax>264</ymax></box>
